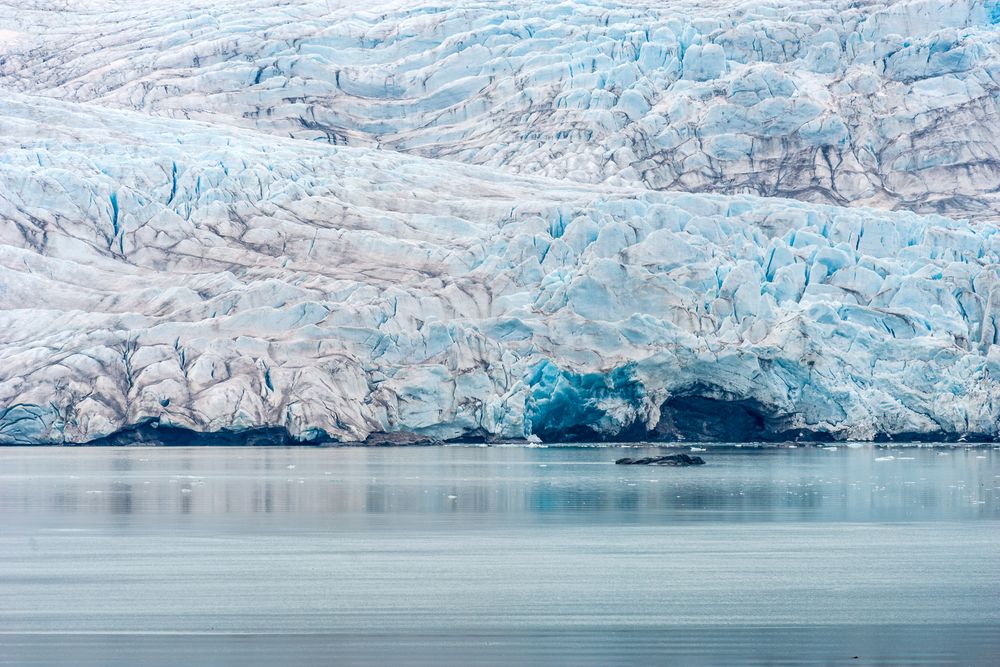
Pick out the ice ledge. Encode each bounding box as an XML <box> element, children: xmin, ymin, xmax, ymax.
<box><xmin>6</xmin><ymin>412</ymin><xmax>1000</xmax><ymax>447</ymax></box>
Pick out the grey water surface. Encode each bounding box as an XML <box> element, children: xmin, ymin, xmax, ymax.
<box><xmin>1</xmin><ymin>444</ymin><xmax>999</xmax><ymax>665</ymax></box>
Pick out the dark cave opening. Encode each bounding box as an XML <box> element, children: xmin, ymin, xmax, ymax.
<box><xmin>651</xmin><ymin>387</ymin><xmax>838</xmax><ymax>443</ymax></box>
<box><xmin>654</xmin><ymin>394</ymin><xmax>771</xmax><ymax>442</ymax></box>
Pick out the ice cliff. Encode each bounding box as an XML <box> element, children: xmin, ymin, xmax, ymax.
<box><xmin>1</xmin><ymin>0</ymin><xmax>1000</xmax><ymax>444</ymax></box>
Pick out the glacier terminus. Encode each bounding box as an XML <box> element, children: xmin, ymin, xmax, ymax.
<box><xmin>2</xmin><ymin>0</ymin><xmax>1000</xmax><ymax>444</ymax></box>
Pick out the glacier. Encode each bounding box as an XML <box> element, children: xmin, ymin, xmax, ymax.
<box><xmin>1</xmin><ymin>0</ymin><xmax>1000</xmax><ymax>444</ymax></box>
<box><xmin>3</xmin><ymin>0</ymin><xmax>1000</xmax><ymax>219</ymax></box>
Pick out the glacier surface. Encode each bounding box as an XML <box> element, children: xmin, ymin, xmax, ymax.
<box><xmin>3</xmin><ymin>0</ymin><xmax>1000</xmax><ymax>219</ymax></box>
<box><xmin>1</xmin><ymin>0</ymin><xmax>1000</xmax><ymax>444</ymax></box>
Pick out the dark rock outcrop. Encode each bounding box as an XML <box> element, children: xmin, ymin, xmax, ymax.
<box><xmin>615</xmin><ymin>453</ymin><xmax>706</xmax><ymax>466</ymax></box>
<box><xmin>360</xmin><ymin>431</ymin><xmax>442</xmax><ymax>447</ymax></box>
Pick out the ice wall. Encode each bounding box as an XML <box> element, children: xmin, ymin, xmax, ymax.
<box><xmin>1</xmin><ymin>93</ymin><xmax>998</xmax><ymax>443</ymax></box>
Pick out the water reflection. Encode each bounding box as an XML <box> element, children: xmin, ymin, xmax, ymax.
<box><xmin>2</xmin><ymin>445</ymin><xmax>999</xmax><ymax>661</ymax></box>
<box><xmin>0</xmin><ymin>445</ymin><xmax>997</xmax><ymax>526</ymax></box>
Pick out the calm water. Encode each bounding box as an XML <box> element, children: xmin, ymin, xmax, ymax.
<box><xmin>1</xmin><ymin>444</ymin><xmax>999</xmax><ymax>665</ymax></box>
